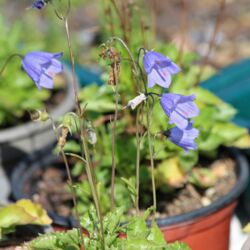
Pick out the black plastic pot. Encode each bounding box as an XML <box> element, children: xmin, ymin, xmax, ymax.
<box><xmin>11</xmin><ymin>148</ymin><xmax>249</xmax><ymax>248</ymax></box>
<box><xmin>0</xmin><ymin>67</ymin><xmax>76</xmax><ymax>169</ymax></box>
<box><xmin>11</xmin><ymin>144</ymin><xmax>76</xmax><ymax>229</ymax></box>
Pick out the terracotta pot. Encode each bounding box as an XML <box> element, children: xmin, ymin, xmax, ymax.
<box><xmin>11</xmin><ymin>149</ymin><xmax>249</xmax><ymax>249</ymax></box>
<box><xmin>153</xmin><ymin>150</ymin><xmax>248</xmax><ymax>250</ymax></box>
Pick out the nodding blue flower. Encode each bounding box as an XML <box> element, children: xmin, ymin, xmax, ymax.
<box><xmin>143</xmin><ymin>51</ymin><xmax>180</xmax><ymax>88</ymax></box>
<box><xmin>22</xmin><ymin>51</ymin><xmax>63</xmax><ymax>90</ymax></box>
<box><xmin>164</xmin><ymin>122</ymin><xmax>199</xmax><ymax>151</ymax></box>
<box><xmin>32</xmin><ymin>0</ymin><xmax>47</xmax><ymax>10</ymax></box>
<box><xmin>160</xmin><ymin>93</ymin><xmax>199</xmax><ymax>129</ymax></box>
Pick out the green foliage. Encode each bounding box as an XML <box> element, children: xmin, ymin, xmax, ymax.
<box><xmin>0</xmin><ymin>15</ymin><xmax>51</xmax><ymax>127</ymax></box>
<box><xmin>63</xmin><ymin>35</ymin><xmax>250</xmax><ymax>216</ymax></box>
<box><xmin>27</xmin><ymin>207</ymin><xmax>190</xmax><ymax>250</ymax></box>
<box><xmin>0</xmin><ymin>199</ymin><xmax>52</xmax><ymax>240</ymax></box>
<box><xmin>188</xmin><ymin>168</ymin><xmax>217</xmax><ymax>188</ymax></box>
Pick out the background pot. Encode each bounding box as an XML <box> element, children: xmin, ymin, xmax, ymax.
<box><xmin>11</xmin><ymin>147</ymin><xmax>249</xmax><ymax>249</ymax></box>
<box><xmin>0</xmin><ymin>67</ymin><xmax>76</xmax><ymax>168</ymax></box>
<box><xmin>154</xmin><ymin>150</ymin><xmax>248</xmax><ymax>250</ymax></box>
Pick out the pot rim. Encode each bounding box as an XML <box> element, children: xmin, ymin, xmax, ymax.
<box><xmin>11</xmin><ymin>147</ymin><xmax>249</xmax><ymax>228</ymax></box>
<box><xmin>155</xmin><ymin>149</ymin><xmax>249</xmax><ymax>227</ymax></box>
<box><xmin>0</xmin><ymin>66</ymin><xmax>76</xmax><ymax>143</ymax></box>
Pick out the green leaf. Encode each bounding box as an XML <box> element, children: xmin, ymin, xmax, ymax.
<box><xmin>212</xmin><ymin>122</ymin><xmax>247</xmax><ymax>142</ymax></box>
<box><xmin>147</xmin><ymin>221</ymin><xmax>166</xmax><ymax>244</ymax></box>
<box><xmin>179</xmin><ymin>150</ymin><xmax>199</xmax><ymax>173</ymax></box>
<box><xmin>0</xmin><ymin>199</ymin><xmax>51</xmax><ymax>239</ymax></box>
<box><xmin>121</xmin><ymin>177</ymin><xmax>136</xmax><ymax>204</ymax></box>
<box><xmin>154</xmin><ymin>158</ymin><xmax>185</xmax><ymax>188</ymax></box>
<box><xmin>188</xmin><ymin>168</ymin><xmax>217</xmax><ymax>188</ymax></box>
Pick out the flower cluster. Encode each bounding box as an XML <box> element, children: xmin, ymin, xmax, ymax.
<box><xmin>143</xmin><ymin>51</ymin><xmax>199</xmax><ymax>151</ymax></box>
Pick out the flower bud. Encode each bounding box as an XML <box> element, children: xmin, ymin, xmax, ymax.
<box><xmin>87</xmin><ymin>128</ymin><xmax>97</xmax><ymax>145</ymax></box>
<box><xmin>61</xmin><ymin>112</ymin><xmax>78</xmax><ymax>134</ymax></box>
<box><xmin>30</xmin><ymin>109</ymin><xmax>49</xmax><ymax>122</ymax></box>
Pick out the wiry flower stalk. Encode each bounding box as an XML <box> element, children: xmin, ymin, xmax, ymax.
<box><xmin>50</xmin><ymin>2</ymin><xmax>105</xmax><ymax>248</ymax></box>
<box><xmin>49</xmin><ymin>117</ymin><xmax>85</xmax><ymax>250</ymax></box>
<box><xmin>64</xmin><ymin>17</ymin><xmax>105</xmax><ymax>250</ymax></box>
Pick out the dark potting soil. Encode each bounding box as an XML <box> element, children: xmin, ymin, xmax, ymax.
<box><xmin>22</xmin><ymin>155</ymin><xmax>237</xmax><ymax>220</ymax></box>
<box><xmin>156</xmin><ymin>158</ymin><xmax>236</xmax><ymax>218</ymax></box>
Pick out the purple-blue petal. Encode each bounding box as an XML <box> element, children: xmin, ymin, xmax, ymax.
<box><xmin>169</xmin><ymin>111</ymin><xmax>189</xmax><ymax>129</ymax></box>
<box><xmin>167</xmin><ymin>61</ymin><xmax>181</xmax><ymax>74</ymax></box>
<box><xmin>32</xmin><ymin>0</ymin><xmax>46</xmax><ymax>10</ymax></box>
<box><xmin>160</xmin><ymin>93</ymin><xmax>199</xmax><ymax>129</ymax></box>
<box><xmin>22</xmin><ymin>51</ymin><xmax>63</xmax><ymax>90</ymax></box>
<box><xmin>148</xmin><ymin>68</ymin><xmax>171</xmax><ymax>88</ymax></box>
<box><xmin>168</xmin><ymin>124</ymin><xmax>199</xmax><ymax>151</ymax></box>
<box><xmin>143</xmin><ymin>51</ymin><xmax>180</xmax><ymax>88</ymax></box>
<box><xmin>143</xmin><ymin>51</ymin><xmax>172</xmax><ymax>73</ymax></box>
<box><xmin>22</xmin><ymin>59</ymin><xmax>41</xmax><ymax>83</ymax></box>
<box><xmin>39</xmin><ymin>73</ymin><xmax>54</xmax><ymax>89</ymax></box>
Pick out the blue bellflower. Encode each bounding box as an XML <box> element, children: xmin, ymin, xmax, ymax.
<box><xmin>32</xmin><ymin>0</ymin><xmax>46</xmax><ymax>9</ymax></box>
<box><xmin>22</xmin><ymin>51</ymin><xmax>63</xmax><ymax>90</ymax></box>
<box><xmin>164</xmin><ymin>122</ymin><xmax>199</xmax><ymax>151</ymax></box>
<box><xmin>160</xmin><ymin>93</ymin><xmax>199</xmax><ymax>129</ymax></box>
<box><xmin>143</xmin><ymin>51</ymin><xmax>180</xmax><ymax>88</ymax></box>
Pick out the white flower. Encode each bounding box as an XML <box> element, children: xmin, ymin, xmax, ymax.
<box><xmin>125</xmin><ymin>93</ymin><xmax>147</xmax><ymax>110</ymax></box>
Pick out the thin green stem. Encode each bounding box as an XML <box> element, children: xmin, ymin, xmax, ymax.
<box><xmin>63</xmin><ymin>13</ymin><xmax>104</xmax><ymax>249</ymax></box>
<box><xmin>111</xmin><ymin>69</ymin><xmax>119</xmax><ymax>209</ymax></box>
<box><xmin>135</xmin><ymin>106</ymin><xmax>141</xmax><ymax>214</ymax></box>
<box><xmin>146</xmin><ymin>101</ymin><xmax>156</xmax><ymax>213</ymax></box>
<box><xmin>0</xmin><ymin>54</ymin><xmax>23</xmax><ymax>76</ymax></box>
<box><xmin>65</xmin><ymin>152</ymin><xmax>87</xmax><ymax>164</ymax></box>
<box><xmin>80</xmin><ymin>133</ymin><xmax>105</xmax><ymax>249</ymax></box>
<box><xmin>64</xmin><ymin>18</ymin><xmax>81</xmax><ymax>113</ymax></box>
<box><xmin>111</xmin><ymin>37</ymin><xmax>137</xmax><ymax>74</ymax></box>
<box><xmin>49</xmin><ymin>117</ymin><xmax>85</xmax><ymax>248</ymax></box>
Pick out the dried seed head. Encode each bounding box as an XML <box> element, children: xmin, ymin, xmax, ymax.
<box><xmin>58</xmin><ymin>126</ymin><xmax>69</xmax><ymax>149</ymax></box>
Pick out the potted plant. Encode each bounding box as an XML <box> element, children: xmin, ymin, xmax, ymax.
<box><xmin>4</xmin><ymin>0</ymin><xmax>191</xmax><ymax>249</ymax></box>
<box><xmin>7</xmin><ymin>0</ymin><xmax>250</xmax><ymax>249</ymax></box>
<box><xmin>0</xmin><ymin>5</ymin><xmax>75</xmax><ymax>167</ymax></box>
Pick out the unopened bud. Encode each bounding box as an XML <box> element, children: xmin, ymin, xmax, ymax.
<box><xmin>30</xmin><ymin>109</ymin><xmax>49</xmax><ymax>122</ymax></box>
<box><xmin>87</xmin><ymin>128</ymin><xmax>97</xmax><ymax>145</ymax></box>
<box><xmin>124</xmin><ymin>93</ymin><xmax>147</xmax><ymax>110</ymax></box>
<box><xmin>61</xmin><ymin>112</ymin><xmax>78</xmax><ymax>134</ymax></box>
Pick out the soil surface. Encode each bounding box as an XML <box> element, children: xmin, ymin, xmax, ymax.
<box><xmin>20</xmin><ymin>154</ymin><xmax>237</xmax><ymax>220</ymax></box>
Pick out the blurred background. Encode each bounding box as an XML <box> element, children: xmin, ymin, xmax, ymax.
<box><xmin>2</xmin><ymin>0</ymin><xmax>250</xmax><ymax>67</ymax></box>
<box><xmin>1</xmin><ymin>1</ymin><xmax>250</xmax><ymax>249</ymax></box>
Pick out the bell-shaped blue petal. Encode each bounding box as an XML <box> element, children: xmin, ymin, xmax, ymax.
<box><xmin>160</xmin><ymin>93</ymin><xmax>199</xmax><ymax>129</ymax></box>
<box><xmin>164</xmin><ymin>122</ymin><xmax>199</xmax><ymax>151</ymax></box>
<box><xmin>143</xmin><ymin>51</ymin><xmax>180</xmax><ymax>88</ymax></box>
<box><xmin>32</xmin><ymin>0</ymin><xmax>46</xmax><ymax>9</ymax></box>
<box><xmin>22</xmin><ymin>51</ymin><xmax>63</xmax><ymax>90</ymax></box>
